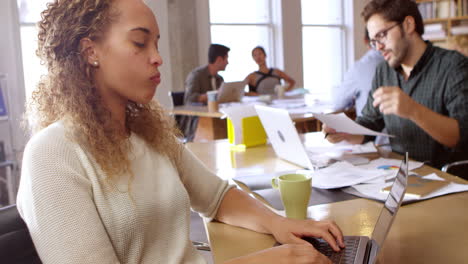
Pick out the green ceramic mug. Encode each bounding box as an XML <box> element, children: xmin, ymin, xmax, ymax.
<box><xmin>271</xmin><ymin>173</ymin><xmax>312</xmax><ymax>220</ymax></box>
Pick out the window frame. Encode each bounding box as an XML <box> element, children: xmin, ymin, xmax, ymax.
<box><xmin>206</xmin><ymin>0</ymin><xmax>278</xmax><ymax>82</ymax></box>
<box><xmin>301</xmin><ymin>0</ymin><xmax>348</xmax><ymax>95</ymax></box>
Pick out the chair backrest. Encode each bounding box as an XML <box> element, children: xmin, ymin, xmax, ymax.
<box><xmin>442</xmin><ymin>160</ymin><xmax>468</xmax><ymax>180</ymax></box>
<box><xmin>0</xmin><ymin>205</ymin><xmax>42</xmax><ymax>263</ymax></box>
<box><xmin>169</xmin><ymin>91</ymin><xmax>186</xmax><ymax>107</ymax></box>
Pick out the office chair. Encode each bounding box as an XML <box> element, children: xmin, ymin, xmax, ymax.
<box><xmin>168</xmin><ymin>91</ymin><xmax>198</xmax><ymax>142</ymax></box>
<box><xmin>441</xmin><ymin>160</ymin><xmax>468</xmax><ymax>180</ymax></box>
<box><xmin>0</xmin><ymin>204</ymin><xmax>42</xmax><ymax>264</ymax></box>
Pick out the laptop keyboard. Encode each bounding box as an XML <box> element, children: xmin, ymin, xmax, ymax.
<box><xmin>305</xmin><ymin>236</ymin><xmax>361</xmax><ymax>264</ymax></box>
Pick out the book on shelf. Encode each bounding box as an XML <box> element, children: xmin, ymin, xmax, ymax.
<box><xmin>423</xmin><ymin>31</ymin><xmax>447</xmax><ymax>40</ymax></box>
<box><xmin>382</xmin><ymin>175</ymin><xmax>450</xmax><ymax>198</ymax></box>
<box><xmin>0</xmin><ymin>83</ymin><xmax>8</xmax><ymax>121</ymax></box>
<box><xmin>418</xmin><ymin>0</ymin><xmax>459</xmax><ymax>19</ymax></box>
<box><xmin>418</xmin><ymin>2</ymin><xmax>435</xmax><ymax>20</ymax></box>
<box><xmin>0</xmin><ymin>141</ymin><xmax>5</xmax><ymax>162</ymax></box>
<box><xmin>451</xmin><ymin>25</ymin><xmax>468</xmax><ymax>35</ymax></box>
<box><xmin>436</xmin><ymin>0</ymin><xmax>450</xmax><ymax>18</ymax></box>
<box><xmin>460</xmin><ymin>0</ymin><xmax>468</xmax><ymax>16</ymax></box>
<box><xmin>424</xmin><ymin>23</ymin><xmax>444</xmax><ymax>32</ymax></box>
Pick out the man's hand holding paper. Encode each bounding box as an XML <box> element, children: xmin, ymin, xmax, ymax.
<box><xmin>315</xmin><ymin>112</ymin><xmax>394</xmax><ymax>144</ymax></box>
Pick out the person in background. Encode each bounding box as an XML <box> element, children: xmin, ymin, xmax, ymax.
<box><xmin>332</xmin><ymin>29</ymin><xmax>384</xmax><ymax>116</ymax></box>
<box><xmin>184</xmin><ymin>44</ymin><xmax>229</xmax><ymax>104</ymax></box>
<box><xmin>17</xmin><ymin>0</ymin><xmax>344</xmax><ymax>263</ymax></box>
<box><xmin>446</xmin><ymin>34</ymin><xmax>468</xmax><ymax>57</ymax></box>
<box><xmin>245</xmin><ymin>46</ymin><xmax>295</xmax><ymax>95</ymax></box>
<box><xmin>324</xmin><ymin>0</ymin><xmax>468</xmax><ymax>177</ymax></box>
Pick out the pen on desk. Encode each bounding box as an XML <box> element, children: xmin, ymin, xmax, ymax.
<box><xmin>324</xmin><ymin>133</ymin><xmax>329</xmax><ymax>139</ymax></box>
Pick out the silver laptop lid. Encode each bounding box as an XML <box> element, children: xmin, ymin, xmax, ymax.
<box><xmin>368</xmin><ymin>153</ymin><xmax>408</xmax><ymax>263</ymax></box>
<box><xmin>217</xmin><ymin>81</ymin><xmax>246</xmax><ymax>103</ymax></box>
<box><xmin>255</xmin><ymin>105</ymin><xmax>314</xmax><ymax>169</ymax></box>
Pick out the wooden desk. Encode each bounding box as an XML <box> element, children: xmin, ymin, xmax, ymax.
<box><xmin>171</xmin><ymin>104</ymin><xmax>346</xmax><ymax>141</ymax></box>
<box><xmin>186</xmin><ymin>139</ymin><xmax>468</xmax><ymax>264</ymax></box>
<box><xmin>170</xmin><ymin>105</ymin><xmax>226</xmax><ymax>142</ymax></box>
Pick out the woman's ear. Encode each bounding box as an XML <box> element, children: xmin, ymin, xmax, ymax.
<box><xmin>80</xmin><ymin>37</ymin><xmax>99</xmax><ymax>67</ymax></box>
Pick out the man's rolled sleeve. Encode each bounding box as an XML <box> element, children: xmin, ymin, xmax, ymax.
<box><xmin>445</xmin><ymin>59</ymin><xmax>468</xmax><ymax>150</ymax></box>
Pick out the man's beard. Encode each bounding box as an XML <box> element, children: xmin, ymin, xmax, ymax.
<box><xmin>388</xmin><ymin>34</ymin><xmax>409</xmax><ymax>69</ymax></box>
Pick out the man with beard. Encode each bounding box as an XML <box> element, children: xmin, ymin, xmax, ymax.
<box><xmin>323</xmin><ymin>0</ymin><xmax>468</xmax><ymax>178</ymax></box>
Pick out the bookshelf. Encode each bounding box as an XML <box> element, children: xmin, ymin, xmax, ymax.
<box><xmin>0</xmin><ymin>74</ymin><xmax>17</xmax><ymax>206</ymax></box>
<box><xmin>416</xmin><ymin>0</ymin><xmax>468</xmax><ymax>43</ymax></box>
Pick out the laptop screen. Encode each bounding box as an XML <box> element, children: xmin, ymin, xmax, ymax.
<box><xmin>371</xmin><ymin>153</ymin><xmax>408</xmax><ymax>247</ymax></box>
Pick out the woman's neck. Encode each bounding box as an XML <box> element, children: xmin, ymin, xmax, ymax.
<box><xmin>258</xmin><ymin>64</ymin><xmax>269</xmax><ymax>73</ymax></box>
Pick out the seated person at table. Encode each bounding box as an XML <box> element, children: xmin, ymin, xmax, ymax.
<box><xmin>332</xmin><ymin>29</ymin><xmax>384</xmax><ymax>116</ymax></box>
<box><xmin>324</xmin><ymin>0</ymin><xmax>468</xmax><ymax>177</ymax></box>
<box><xmin>245</xmin><ymin>46</ymin><xmax>295</xmax><ymax>95</ymax></box>
<box><xmin>17</xmin><ymin>0</ymin><xmax>344</xmax><ymax>263</ymax></box>
<box><xmin>184</xmin><ymin>44</ymin><xmax>229</xmax><ymax>105</ymax></box>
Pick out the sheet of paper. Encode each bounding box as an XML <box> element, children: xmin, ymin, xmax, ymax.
<box><xmin>304</xmin><ymin>132</ymin><xmax>378</xmax><ymax>154</ymax></box>
<box><xmin>354</xmin><ymin>159</ymin><xmax>424</xmax><ymax>184</ymax></box>
<box><xmin>357</xmin><ymin>157</ymin><xmax>424</xmax><ymax>171</ymax></box>
<box><xmin>307</xmin><ymin>161</ymin><xmax>391</xmax><ymax>189</ymax></box>
<box><xmin>312</xmin><ymin>112</ymin><xmax>394</xmax><ymax>137</ymax></box>
<box><xmin>220</xmin><ymin>105</ymin><xmax>258</xmax><ymax>145</ymax></box>
<box><xmin>342</xmin><ymin>173</ymin><xmax>468</xmax><ymax>203</ymax></box>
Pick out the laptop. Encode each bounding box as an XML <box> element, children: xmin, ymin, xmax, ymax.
<box><xmin>217</xmin><ymin>81</ymin><xmax>246</xmax><ymax>103</ymax></box>
<box><xmin>305</xmin><ymin>153</ymin><xmax>408</xmax><ymax>263</ymax></box>
<box><xmin>255</xmin><ymin>105</ymin><xmax>369</xmax><ymax>170</ymax></box>
<box><xmin>275</xmin><ymin>153</ymin><xmax>409</xmax><ymax>264</ymax></box>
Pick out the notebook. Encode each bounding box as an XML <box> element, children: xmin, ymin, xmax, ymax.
<box><xmin>254</xmin><ymin>105</ymin><xmax>369</xmax><ymax>170</ymax></box>
<box><xmin>278</xmin><ymin>153</ymin><xmax>409</xmax><ymax>264</ymax></box>
<box><xmin>217</xmin><ymin>81</ymin><xmax>246</xmax><ymax>103</ymax></box>
<box><xmin>382</xmin><ymin>175</ymin><xmax>449</xmax><ymax>198</ymax></box>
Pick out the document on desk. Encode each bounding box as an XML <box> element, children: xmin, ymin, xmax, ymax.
<box><xmin>343</xmin><ymin>173</ymin><xmax>468</xmax><ymax>204</ymax></box>
<box><xmin>308</xmin><ymin>161</ymin><xmax>391</xmax><ymax>189</ymax></box>
<box><xmin>355</xmin><ymin>158</ymin><xmax>424</xmax><ymax>184</ymax></box>
<box><xmin>312</xmin><ymin>112</ymin><xmax>394</xmax><ymax>137</ymax></box>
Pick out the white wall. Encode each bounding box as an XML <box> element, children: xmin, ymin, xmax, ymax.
<box><xmin>0</xmin><ymin>0</ymin><xmax>27</xmax><ymax>162</ymax></box>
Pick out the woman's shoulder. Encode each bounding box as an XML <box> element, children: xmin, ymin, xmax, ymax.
<box><xmin>25</xmin><ymin>121</ymin><xmax>80</xmax><ymax>161</ymax></box>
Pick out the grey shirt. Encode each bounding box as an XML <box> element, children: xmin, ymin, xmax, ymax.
<box><xmin>184</xmin><ymin>65</ymin><xmax>224</xmax><ymax>105</ymax></box>
<box><xmin>332</xmin><ymin>49</ymin><xmax>384</xmax><ymax>116</ymax></box>
<box><xmin>357</xmin><ymin>42</ymin><xmax>468</xmax><ymax>168</ymax></box>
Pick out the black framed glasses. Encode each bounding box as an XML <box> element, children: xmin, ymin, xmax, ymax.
<box><xmin>369</xmin><ymin>22</ymin><xmax>402</xmax><ymax>49</ymax></box>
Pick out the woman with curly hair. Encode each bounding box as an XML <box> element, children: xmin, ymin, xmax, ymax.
<box><xmin>16</xmin><ymin>0</ymin><xmax>344</xmax><ymax>263</ymax></box>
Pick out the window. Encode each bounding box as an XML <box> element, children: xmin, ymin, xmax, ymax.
<box><xmin>301</xmin><ymin>0</ymin><xmax>346</xmax><ymax>98</ymax></box>
<box><xmin>209</xmin><ymin>0</ymin><xmax>275</xmax><ymax>82</ymax></box>
<box><xmin>17</xmin><ymin>0</ymin><xmax>50</xmax><ymax>98</ymax></box>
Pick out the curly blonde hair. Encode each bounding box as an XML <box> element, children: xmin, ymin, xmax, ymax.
<box><xmin>28</xmin><ymin>0</ymin><xmax>182</xmax><ymax>182</ymax></box>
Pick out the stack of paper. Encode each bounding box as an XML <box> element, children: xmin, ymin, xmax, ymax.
<box><xmin>343</xmin><ymin>173</ymin><xmax>468</xmax><ymax>204</ymax></box>
<box><xmin>307</xmin><ymin>161</ymin><xmax>392</xmax><ymax>189</ymax></box>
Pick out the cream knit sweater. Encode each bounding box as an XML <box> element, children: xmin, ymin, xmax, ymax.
<box><xmin>17</xmin><ymin>122</ymin><xmax>231</xmax><ymax>263</ymax></box>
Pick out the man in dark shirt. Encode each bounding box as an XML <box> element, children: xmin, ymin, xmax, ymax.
<box><xmin>324</xmin><ymin>0</ymin><xmax>468</xmax><ymax>176</ymax></box>
<box><xmin>184</xmin><ymin>44</ymin><xmax>230</xmax><ymax>104</ymax></box>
